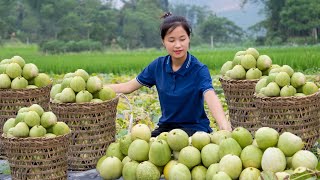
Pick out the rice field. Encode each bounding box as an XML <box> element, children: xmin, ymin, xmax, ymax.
<box><xmin>0</xmin><ymin>44</ymin><xmax>319</xmax><ymax>75</ymax></box>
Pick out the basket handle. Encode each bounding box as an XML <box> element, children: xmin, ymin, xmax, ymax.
<box><xmin>119</xmin><ymin>94</ymin><xmax>134</xmax><ymax>133</ymax></box>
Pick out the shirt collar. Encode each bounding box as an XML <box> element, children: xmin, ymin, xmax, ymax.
<box><xmin>165</xmin><ymin>52</ymin><xmax>192</xmax><ymax>76</ymax></box>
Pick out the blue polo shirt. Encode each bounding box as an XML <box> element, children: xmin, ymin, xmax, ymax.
<box><xmin>136</xmin><ymin>52</ymin><xmax>214</xmax><ymax>133</ymax></box>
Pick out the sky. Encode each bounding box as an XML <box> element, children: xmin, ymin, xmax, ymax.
<box><xmin>169</xmin><ymin>0</ymin><xmax>265</xmax><ymax>30</ymax></box>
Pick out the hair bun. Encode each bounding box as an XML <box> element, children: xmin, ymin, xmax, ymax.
<box><xmin>161</xmin><ymin>12</ymin><xmax>172</xmax><ymax>19</ymax></box>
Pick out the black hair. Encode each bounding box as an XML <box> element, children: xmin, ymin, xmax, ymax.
<box><xmin>160</xmin><ymin>12</ymin><xmax>192</xmax><ymax>40</ymax></box>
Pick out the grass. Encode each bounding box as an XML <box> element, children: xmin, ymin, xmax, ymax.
<box><xmin>0</xmin><ymin>44</ymin><xmax>319</xmax><ymax>75</ymax></box>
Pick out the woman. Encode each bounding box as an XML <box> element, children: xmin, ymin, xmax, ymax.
<box><xmin>108</xmin><ymin>12</ymin><xmax>232</xmax><ymax>136</ymax></box>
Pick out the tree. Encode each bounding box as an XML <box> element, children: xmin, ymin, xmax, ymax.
<box><xmin>280</xmin><ymin>0</ymin><xmax>320</xmax><ymax>43</ymax></box>
<box><xmin>198</xmin><ymin>14</ymin><xmax>244</xmax><ymax>44</ymax></box>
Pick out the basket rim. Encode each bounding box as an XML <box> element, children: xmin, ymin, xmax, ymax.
<box><xmin>219</xmin><ymin>76</ymin><xmax>260</xmax><ymax>83</ymax></box>
<box><xmin>1</xmin><ymin>132</ymin><xmax>71</xmax><ymax>141</ymax></box>
<box><xmin>49</xmin><ymin>93</ymin><xmax>120</xmax><ymax>105</ymax></box>
<box><xmin>254</xmin><ymin>90</ymin><xmax>320</xmax><ymax>100</ymax></box>
<box><xmin>0</xmin><ymin>84</ymin><xmax>52</xmax><ymax>93</ymax></box>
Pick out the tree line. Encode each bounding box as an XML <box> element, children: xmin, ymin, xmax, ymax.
<box><xmin>0</xmin><ymin>0</ymin><xmax>319</xmax><ymax>53</ymax></box>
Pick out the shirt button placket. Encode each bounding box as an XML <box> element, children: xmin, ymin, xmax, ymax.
<box><xmin>172</xmin><ymin>74</ymin><xmax>176</xmax><ymax>91</ymax></box>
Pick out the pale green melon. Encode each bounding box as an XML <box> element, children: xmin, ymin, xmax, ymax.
<box><xmin>210</xmin><ymin>130</ymin><xmax>232</xmax><ymax>145</ymax></box>
<box><xmin>128</xmin><ymin>139</ymin><xmax>149</xmax><ymax>162</ymax></box>
<box><xmin>34</xmin><ymin>73</ymin><xmax>51</xmax><ymax>87</ymax></box>
<box><xmin>255</xmin><ymin>127</ymin><xmax>279</xmax><ymax>150</ymax></box>
<box><xmin>291</xmin><ymin>150</ymin><xmax>318</xmax><ymax>170</ymax></box>
<box><xmin>22</xmin><ymin>63</ymin><xmax>39</xmax><ymax>80</ymax></box>
<box><xmin>220</xmin><ymin>61</ymin><xmax>233</xmax><ymax>76</ymax></box>
<box><xmin>12</xmin><ymin>122</ymin><xmax>29</xmax><ymax>137</ymax></box>
<box><xmin>261</xmin><ymin>147</ymin><xmax>286</xmax><ymax>172</ymax></box>
<box><xmin>201</xmin><ymin>143</ymin><xmax>220</xmax><ymax>168</ymax></box>
<box><xmin>50</xmin><ymin>84</ymin><xmax>62</xmax><ymax>99</ymax></box>
<box><xmin>24</xmin><ymin>111</ymin><xmax>41</xmax><ymax>127</ymax></box>
<box><xmin>191</xmin><ymin>131</ymin><xmax>211</xmax><ymax>150</ymax></box>
<box><xmin>131</xmin><ymin>123</ymin><xmax>151</xmax><ymax>142</ymax></box>
<box><xmin>11</xmin><ymin>77</ymin><xmax>28</xmax><ymax>89</ymax></box>
<box><xmin>29</xmin><ymin>104</ymin><xmax>44</xmax><ymax>116</ymax></box>
<box><xmin>167</xmin><ymin>128</ymin><xmax>189</xmax><ymax>151</ymax></box>
<box><xmin>61</xmin><ymin>77</ymin><xmax>72</xmax><ymax>89</ymax></box>
<box><xmin>74</xmin><ymin>69</ymin><xmax>89</xmax><ymax>81</ymax></box>
<box><xmin>302</xmin><ymin>82</ymin><xmax>318</xmax><ymax>95</ymax></box>
<box><xmin>178</xmin><ymin>146</ymin><xmax>201</xmax><ymax>169</ymax></box>
<box><xmin>149</xmin><ymin>140</ymin><xmax>171</xmax><ymax>166</ymax></box>
<box><xmin>206</xmin><ymin>163</ymin><xmax>219</xmax><ymax>180</ymax></box>
<box><xmin>263</xmin><ymin>82</ymin><xmax>280</xmax><ymax>97</ymax></box>
<box><xmin>52</xmin><ymin>122</ymin><xmax>71</xmax><ymax>136</ymax></box>
<box><xmin>157</xmin><ymin>132</ymin><xmax>168</xmax><ymax>141</ymax></box>
<box><xmin>280</xmin><ymin>85</ymin><xmax>296</xmax><ymax>97</ymax></box>
<box><xmin>0</xmin><ymin>64</ymin><xmax>7</xmax><ymax>73</ymax></box>
<box><xmin>106</xmin><ymin>142</ymin><xmax>125</xmax><ymax>161</ymax></box>
<box><xmin>246</xmin><ymin>68</ymin><xmax>262</xmax><ymax>79</ymax></box>
<box><xmin>11</xmin><ymin>55</ymin><xmax>25</xmax><ymax>68</ymax></box>
<box><xmin>98</xmin><ymin>156</ymin><xmax>123</xmax><ymax>180</ymax></box>
<box><xmin>232</xmin><ymin>55</ymin><xmax>243</xmax><ymax>66</ymax></box>
<box><xmin>98</xmin><ymin>86</ymin><xmax>116</xmax><ymax>101</ymax></box>
<box><xmin>70</xmin><ymin>76</ymin><xmax>86</xmax><ymax>92</ymax></box>
<box><xmin>40</xmin><ymin>111</ymin><xmax>57</xmax><ymax>128</ymax></box>
<box><xmin>218</xmin><ymin>138</ymin><xmax>242</xmax><ymax>159</ymax></box>
<box><xmin>122</xmin><ymin>160</ymin><xmax>139</xmax><ymax>180</ymax></box>
<box><xmin>239</xmin><ymin>167</ymin><xmax>261</xmax><ymax>180</ymax></box>
<box><xmin>240</xmin><ymin>145</ymin><xmax>263</xmax><ymax>169</ymax></box>
<box><xmin>275</xmin><ymin>72</ymin><xmax>290</xmax><ymax>87</ymax></box>
<box><xmin>76</xmin><ymin>90</ymin><xmax>93</xmax><ymax>103</ymax></box>
<box><xmin>231</xmin><ymin>127</ymin><xmax>253</xmax><ymax>148</ymax></box>
<box><xmin>280</xmin><ymin>65</ymin><xmax>294</xmax><ymax>77</ymax></box>
<box><xmin>241</xmin><ymin>54</ymin><xmax>256</xmax><ymax>70</ymax></box>
<box><xmin>119</xmin><ymin>134</ymin><xmax>132</xmax><ymax>156</ymax></box>
<box><xmin>246</xmin><ymin>47</ymin><xmax>259</xmax><ymax>59</ymax></box>
<box><xmin>235</xmin><ymin>50</ymin><xmax>246</xmax><ymax>56</ymax></box>
<box><xmin>255</xmin><ymin>77</ymin><xmax>268</xmax><ymax>93</ymax></box>
<box><xmin>29</xmin><ymin>125</ymin><xmax>46</xmax><ymax>137</ymax></box>
<box><xmin>291</xmin><ymin>72</ymin><xmax>306</xmax><ymax>88</ymax></box>
<box><xmin>191</xmin><ymin>165</ymin><xmax>207</xmax><ymax>180</ymax></box>
<box><xmin>59</xmin><ymin>88</ymin><xmax>76</xmax><ymax>103</ymax></box>
<box><xmin>0</xmin><ymin>74</ymin><xmax>11</xmax><ymax>89</ymax></box>
<box><xmin>229</xmin><ymin>65</ymin><xmax>246</xmax><ymax>80</ymax></box>
<box><xmin>6</xmin><ymin>63</ymin><xmax>22</xmax><ymax>79</ymax></box>
<box><xmin>169</xmin><ymin>163</ymin><xmax>191</xmax><ymax>180</ymax></box>
<box><xmin>219</xmin><ymin>154</ymin><xmax>242</xmax><ymax>179</ymax></box>
<box><xmin>277</xmin><ymin>132</ymin><xmax>303</xmax><ymax>157</ymax></box>
<box><xmin>86</xmin><ymin>76</ymin><xmax>103</xmax><ymax>93</ymax></box>
<box><xmin>257</xmin><ymin>55</ymin><xmax>272</xmax><ymax>71</ymax></box>
<box><xmin>2</xmin><ymin>118</ymin><xmax>16</xmax><ymax>134</ymax></box>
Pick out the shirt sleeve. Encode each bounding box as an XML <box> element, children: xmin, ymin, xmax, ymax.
<box><xmin>198</xmin><ymin>65</ymin><xmax>214</xmax><ymax>94</ymax></box>
<box><xmin>136</xmin><ymin>58</ymin><xmax>158</xmax><ymax>88</ymax></box>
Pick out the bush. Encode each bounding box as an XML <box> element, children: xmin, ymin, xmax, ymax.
<box><xmin>286</xmin><ymin>36</ymin><xmax>316</xmax><ymax>45</ymax></box>
<box><xmin>40</xmin><ymin>39</ymin><xmax>103</xmax><ymax>53</ymax></box>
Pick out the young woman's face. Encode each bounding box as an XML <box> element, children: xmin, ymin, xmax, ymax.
<box><xmin>162</xmin><ymin>26</ymin><xmax>190</xmax><ymax>62</ymax></box>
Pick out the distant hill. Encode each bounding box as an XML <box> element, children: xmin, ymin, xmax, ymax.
<box><xmin>168</xmin><ymin>0</ymin><xmax>265</xmax><ymax>31</ymax></box>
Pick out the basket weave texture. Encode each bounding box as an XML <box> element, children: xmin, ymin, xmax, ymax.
<box><xmin>49</xmin><ymin>95</ymin><xmax>119</xmax><ymax>171</ymax></box>
<box><xmin>0</xmin><ymin>85</ymin><xmax>51</xmax><ymax>157</ymax></box>
<box><xmin>2</xmin><ymin>133</ymin><xmax>70</xmax><ymax>180</ymax></box>
<box><xmin>254</xmin><ymin>91</ymin><xmax>320</xmax><ymax>150</ymax></box>
<box><xmin>219</xmin><ymin>77</ymin><xmax>260</xmax><ymax>133</ymax></box>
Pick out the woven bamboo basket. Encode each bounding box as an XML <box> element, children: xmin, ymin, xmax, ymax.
<box><xmin>0</xmin><ymin>85</ymin><xmax>51</xmax><ymax>158</ymax></box>
<box><xmin>254</xmin><ymin>91</ymin><xmax>320</xmax><ymax>150</ymax></box>
<box><xmin>49</xmin><ymin>95</ymin><xmax>119</xmax><ymax>171</ymax></box>
<box><xmin>2</xmin><ymin>133</ymin><xmax>70</xmax><ymax>180</ymax></box>
<box><xmin>219</xmin><ymin>77</ymin><xmax>260</xmax><ymax>133</ymax></box>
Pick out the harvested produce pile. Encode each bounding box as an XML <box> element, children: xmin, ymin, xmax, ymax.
<box><xmin>2</xmin><ymin>104</ymin><xmax>70</xmax><ymax>138</ymax></box>
<box><xmin>1</xmin><ymin>104</ymin><xmax>71</xmax><ymax>179</ymax></box>
<box><xmin>0</xmin><ymin>56</ymin><xmax>51</xmax><ymax>89</ymax></box>
<box><xmin>50</xmin><ymin>69</ymin><xmax>115</xmax><ymax>103</ymax></box>
<box><xmin>96</xmin><ymin>124</ymin><xmax>319</xmax><ymax>180</ymax></box>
